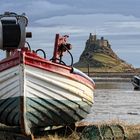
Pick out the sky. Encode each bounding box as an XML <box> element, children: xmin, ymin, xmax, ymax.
<box><xmin>0</xmin><ymin>0</ymin><xmax>140</xmax><ymax>67</ymax></box>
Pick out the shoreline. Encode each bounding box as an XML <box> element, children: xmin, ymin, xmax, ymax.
<box><xmin>87</xmin><ymin>72</ymin><xmax>138</xmax><ymax>78</ymax></box>
<box><xmin>93</xmin><ymin>77</ymin><xmax>131</xmax><ymax>82</ymax></box>
<box><xmin>87</xmin><ymin>72</ymin><xmax>138</xmax><ymax>82</ymax></box>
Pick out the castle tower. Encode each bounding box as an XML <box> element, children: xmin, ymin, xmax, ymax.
<box><xmin>89</xmin><ymin>33</ymin><xmax>96</xmax><ymax>42</ymax></box>
<box><xmin>93</xmin><ymin>34</ymin><xmax>96</xmax><ymax>41</ymax></box>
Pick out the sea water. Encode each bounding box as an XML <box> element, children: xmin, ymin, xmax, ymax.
<box><xmin>84</xmin><ymin>81</ymin><xmax>140</xmax><ymax>124</ymax></box>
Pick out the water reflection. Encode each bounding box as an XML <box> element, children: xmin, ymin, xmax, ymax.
<box><xmin>85</xmin><ymin>81</ymin><xmax>140</xmax><ymax>124</ymax></box>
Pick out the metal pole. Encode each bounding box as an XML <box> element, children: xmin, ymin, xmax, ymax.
<box><xmin>88</xmin><ymin>63</ymin><xmax>90</xmax><ymax>76</ymax></box>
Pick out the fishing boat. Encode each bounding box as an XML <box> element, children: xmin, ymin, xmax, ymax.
<box><xmin>0</xmin><ymin>12</ymin><xmax>95</xmax><ymax>136</ymax></box>
<box><xmin>131</xmin><ymin>75</ymin><xmax>140</xmax><ymax>90</ymax></box>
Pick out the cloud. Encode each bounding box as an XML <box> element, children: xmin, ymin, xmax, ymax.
<box><xmin>34</xmin><ymin>13</ymin><xmax>140</xmax><ymax>35</ymax></box>
<box><xmin>47</xmin><ymin>0</ymin><xmax>140</xmax><ymax>18</ymax></box>
<box><xmin>0</xmin><ymin>0</ymin><xmax>140</xmax><ymax>67</ymax></box>
<box><xmin>1</xmin><ymin>0</ymin><xmax>140</xmax><ymax>23</ymax></box>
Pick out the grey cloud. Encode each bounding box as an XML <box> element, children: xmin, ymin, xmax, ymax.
<box><xmin>47</xmin><ymin>0</ymin><xmax>140</xmax><ymax>18</ymax></box>
<box><xmin>0</xmin><ymin>0</ymin><xmax>140</xmax><ymax>67</ymax></box>
<box><xmin>1</xmin><ymin>0</ymin><xmax>140</xmax><ymax>26</ymax></box>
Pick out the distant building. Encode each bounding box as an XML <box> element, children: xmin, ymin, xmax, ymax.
<box><xmin>87</xmin><ymin>33</ymin><xmax>111</xmax><ymax>48</ymax></box>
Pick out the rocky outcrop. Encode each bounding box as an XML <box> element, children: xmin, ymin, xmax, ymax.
<box><xmin>74</xmin><ymin>33</ymin><xmax>135</xmax><ymax>72</ymax></box>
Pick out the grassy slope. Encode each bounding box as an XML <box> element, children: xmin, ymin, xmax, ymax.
<box><xmin>77</xmin><ymin>53</ymin><xmax>133</xmax><ymax>72</ymax></box>
<box><xmin>93</xmin><ymin>53</ymin><xmax>119</xmax><ymax>66</ymax></box>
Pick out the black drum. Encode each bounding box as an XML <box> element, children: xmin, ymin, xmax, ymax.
<box><xmin>0</xmin><ymin>12</ymin><xmax>28</xmax><ymax>50</ymax></box>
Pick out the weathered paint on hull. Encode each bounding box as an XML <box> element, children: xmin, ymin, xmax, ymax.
<box><xmin>25</xmin><ymin>64</ymin><xmax>93</xmax><ymax>132</ymax></box>
<box><xmin>0</xmin><ymin>64</ymin><xmax>94</xmax><ymax>135</ymax></box>
<box><xmin>0</xmin><ymin>65</ymin><xmax>21</xmax><ymax>126</ymax></box>
<box><xmin>0</xmin><ymin>97</ymin><xmax>20</xmax><ymax>126</ymax></box>
<box><xmin>0</xmin><ymin>97</ymin><xmax>91</xmax><ymax>126</ymax></box>
<box><xmin>26</xmin><ymin>98</ymin><xmax>91</xmax><ymax>127</ymax></box>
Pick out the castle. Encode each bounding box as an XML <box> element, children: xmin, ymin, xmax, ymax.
<box><xmin>74</xmin><ymin>33</ymin><xmax>134</xmax><ymax>72</ymax></box>
<box><xmin>86</xmin><ymin>33</ymin><xmax>111</xmax><ymax>48</ymax></box>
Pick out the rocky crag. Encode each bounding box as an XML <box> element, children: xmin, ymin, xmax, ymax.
<box><xmin>74</xmin><ymin>33</ymin><xmax>135</xmax><ymax>72</ymax></box>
